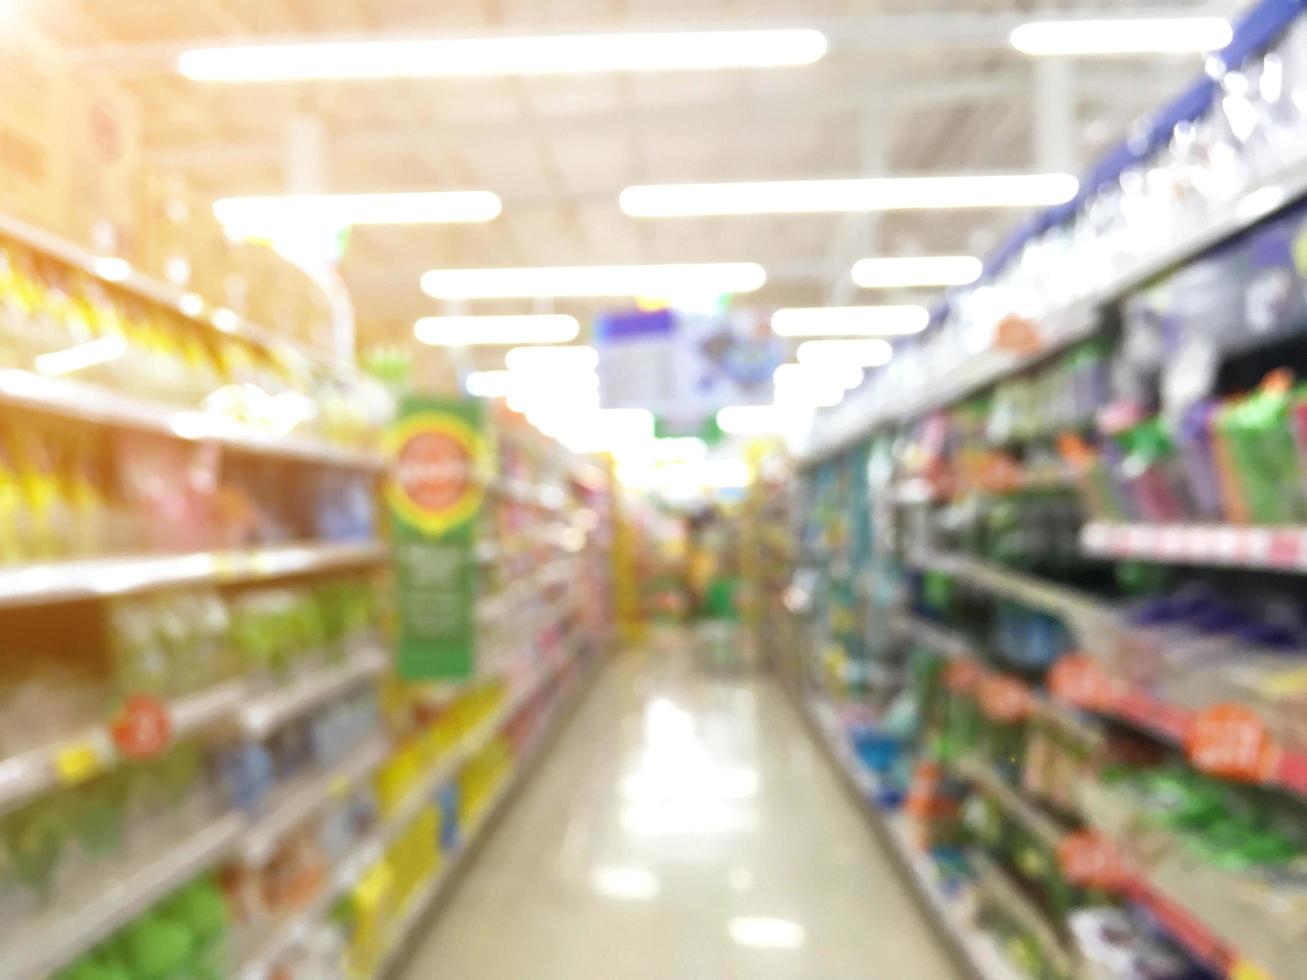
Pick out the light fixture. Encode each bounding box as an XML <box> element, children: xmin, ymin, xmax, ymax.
<box><xmin>1010</xmin><ymin>17</ymin><xmax>1232</xmax><ymax>57</ymax></box>
<box><xmin>771</xmin><ymin>305</ymin><xmax>927</xmax><ymax>337</ymax></box>
<box><xmin>36</xmin><ymin>335</ymin><xmax>130</xmax><ymax>377</ymax></box>
<box><xmin>214</xmin><ymin>192</ymin><xmax>502</xmax><ymax>233</ymax></box>
<box><xmin>851</xmin><ymin>255</ymin><xmax>983</xmax><ymax>289</ymax></box>
<box><xmin>505</xmin><ymin>345</ymin><xmax>599</xmax><ymax>373</ymax></box>
<box><xmin>774</xmin><ymin>361</ymin><xmax>862</xmax><ymax>392</ymax></box>
<box><xmin>415</xmin><ymin>313</ymin><xmax>579</xmax><ymax>347</ymax></box>
<box><xmin>422</xmin><ymin>263</ymin><xmax>766</xmax><ymax>300</ymax></box>
<box><xmin>178</xmin><ymin>29</ymin><xmax>827</xmax><ymax>82</ymax></box>
<box><xmin>717</xmin><ymin>404</ymin><xmax>808</xmax><ymax>435</ymax></box>
<box><xmin>465</xmin><ymin>370</ymin><xmax>514</xmax><ymax>398</ymax></box>
<box><xmin>556</xmin><ymin>408</ymin><xmax>655</xmax><ymax>454</ymax></box>
<box><xmin>615</xmin><ymin>437</ymin><xmax>710</xmax><ymax>464</ymax></box>
<box><xmin>729</xmin><ymin>917</ymin><xmax>806</xmax><ymax>950</ymax></box>
<box><xmin>796</xmin><ymin>338</ymin><xmax>893</xmax><ymax>367</ymax></box>
<box><xmin>92</xmin><ymin>257</ymin><xmax>132</xmax><ymax>282</ymax></box>
<box><xmin>620</xmin><ymin>174</ymin><xmax>1078</xmax><ymax>217</ymax></box>
<box><xmin>178</xmin><ymin>292</ymin><xmax>206</xmax><ymax>318</ymax></box>
<box><xmin>772</xmin><ymin>374</ymin><xmax>845</xmax><ymax>409</ymax></box>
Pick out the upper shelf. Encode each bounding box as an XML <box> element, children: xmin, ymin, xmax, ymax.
<box><xmin>801</xmin><ymin>156</ymin><xmax>1307</xmax><ymax>466</ymax></box>
<box><xmin>1081</xmin><ymin>521</ymin><xmax>1307</xmax><ymax>573</ymax></box>
<box><xmin>0</xmin><ymin>367</ymin><xmax>385</xmax><ymax>471</ymax></box>
<box><xmin>0</xmin><ymin>539</ymin><xmax>387</xmax><ymax>609</ymax></box>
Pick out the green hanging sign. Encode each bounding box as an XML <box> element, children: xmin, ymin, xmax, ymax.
<box><xmin>385</xmin><ymin>397</ymin><xmax>489</xmax><ymax>680</ymax></box>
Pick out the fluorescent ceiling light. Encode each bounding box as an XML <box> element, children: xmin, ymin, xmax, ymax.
<box><xmin>556</xmin><ymin>408</ymin><xmax>655</xmax><ymax>454</ymax></box>
<box><xmin>771</xmin><ymin>305</ymin><xmax>927</xmax><ymax>337</ymax></box>
<box><xmin>620</xmin><ymin>174</ymin><xmax>1077</xmax><ymax>217</ymax></box>
<box><xmin>717</xmin><ymin>404</ymin><xmax>808</xmax><ymax>435</ymax></box>
<box><xmin>415</xmin><ymin>313</ymin><xmax>579</xmax><ymax>347</ymax></box>
<box><xmin>664</xmin><ymin>459</ymin><xmax>752</xmax><ymax>490</ymax></box>
<box><xmin>851</xmin><ymin>255</ymin><xmax>983</xmax><ymax>289</ymax></box>
<box><xmin>797</xmin><ymin>339</ymin><xmax>893</xmax><ymax>368</ymax></box>
<box><xmin>505</xmin><ymin>345</ymin><xmax>599</xmax><ymax>373</ymax></box>
<box><xmin>773</xmin><ymin>378</ymin><xmax>845</xmax><ymax>409</ymax></box>
<box><xmin>1011</xmin><ymin>17</ymin><xmax>1231</xmax><ymax>56</ymax></box>
<box><xmin>465</xmin><ymin>370</ymin><xmax>513</xmax><ymax>398</ymax></box>
<box><xmin>774</xmin><ymin>361</ymin><xmax>863</xmax><ymax>391</ymax></box>
<box><xmin>215</xmin><ymin>192</ymin><xmax>501</xmax><ymax>233</ymax></box>
<box><xmin>422</xmin><ymin>262</ymin><xmax>766</xmax><ymax>300</ymax></box>
<box><xmin>36</xmin><ymin>335</ymin><xmax>129</xmax><ymax>377</ymax></box>
<box><xmin>179</xmin><ymin>29</ymin><xmax>827</xmax><ymax>82</ymax></box>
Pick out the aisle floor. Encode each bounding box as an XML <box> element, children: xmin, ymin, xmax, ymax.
<box><xmin>397</xmin><ymin>634</ymin><xmax>956</xmax><ymax>980</ymax></box>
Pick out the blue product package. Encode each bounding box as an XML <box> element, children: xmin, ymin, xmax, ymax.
<box><xmin>437</xmin><ymin>782</ymin><xmax>461</xmax><ymax>851</ymax></box>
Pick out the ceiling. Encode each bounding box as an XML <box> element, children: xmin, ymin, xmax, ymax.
<box><xmin>31</xmin><ymin>0</ymin><xmax>1236</xmax><ymax>357</ymax></box>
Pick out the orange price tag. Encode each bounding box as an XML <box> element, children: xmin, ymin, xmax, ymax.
<box><xmin>111</xmin><ymin>695</ymin><xmax>173</xmax><ymax>761</ymax></box>
<box><xmin>1057</xmin><ymin>830</ymin><xmax>1126</xmax><ymax>892</ymax></box>
<box><xmin>993</xmin><ymin>314</ymin><xmax>1042</xmax><ymax>355</ymax></box>
<box><xmin>945</xmin><ymin>658</ymin><xmax>984</xmax><ymax>695</ymax></box>
<box><xmin>1049</xmin><ymin>654</ymin><xmax>1118</xmax><ymax>712</ymax></box>
<box><xmin>1185</xmin><ymin>703</ymin><xmax>1277</xmax><ymax>783</ymax></box>
<box><xmin>979</xmin><ymin>675</ymin><xmax>1034</xmax><ymax>723</ymax></box>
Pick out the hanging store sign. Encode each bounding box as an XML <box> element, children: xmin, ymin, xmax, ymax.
<box><xmin>386</xmin><ymin>398</ymin><xmax>488</xmax><ymax>680</ymax></box>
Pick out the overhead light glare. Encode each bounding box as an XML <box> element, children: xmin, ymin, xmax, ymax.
<box><xmin>422</xmin><ymin>262</ymin><xmax>765</xmax><ymax>300</ymax></box>
<box><xmin>179</xmin><ymin>29</ymin><xmax>827</xmax><ymax>83</ymax></box>
<box><xmin>774</xmin><ymin>361</ymin><xmax>863</xmax><ymax>391</ymax></box>
<box><xmin>797</xmin><ymin>339</ymin><xmax>893</xmax><ymax>368</ymax></box>
<box><xmin>505</xmin><ymin>345</ymin><xmax>599</xmax><ymax>373</ymax></box>
<box><xmin>415</xmin><ymin>313</ymin><xmax>579</xmax><ymax>347</ymax></box>
<box><xmin>212</xmin><ymin>308</ymin><xmax>242</xmax><ymax>333</ymax></box>
<box><xmin>716</xmin><ymin>404</ymin><xmax>809</xmax><ymax>435</ymax></box>
<box><xmin>771</xmin><ymin>305</ymin><xmax>927</xmax><ymax>337</ymax></box>
<box><xmin>215</xmin><ymin>192</ymin><xmax>501</xmax><ymax>233</ymax></box>
<box><xmin>729</xmin><ymin>917</ymin><xmax>806</xmax><ymax>950</ymax></box>
<box><xmin>620</xmin><ymin>174</ymin><xmax>1077</xmax><ymax>217</ymax></box>
<box><xmin>465</xmin><ymin>370</ymin><xmax>513</xmax><ymax>398</ymax></box>
<box><xmin>851</xmin><ymin>255</ymin><xmax>983</xmax><ymax>289</ymax></box>
<box><xmin>178</xmin><ymin>292</ymin><xmax>206</xmax><ymax>318</ymax></box>
<box><xmin>1010</xmin><ymin>17</ymin><xmax>1231</xmax><ymax>56</ymax></box>
<box><xmin>92</xmin><ymin>257</ymin><xmax>132</xmax><ymax>282</ymax></box>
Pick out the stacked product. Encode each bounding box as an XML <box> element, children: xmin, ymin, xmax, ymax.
<box><xmin>790</xmin><ymin>3</ymin><xmax>1307</xmax><ymax>978</ymax></box>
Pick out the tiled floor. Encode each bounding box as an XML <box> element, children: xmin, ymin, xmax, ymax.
<box><xmin>398</xmin><ymin>635</ymin><xmax>956</xmax><ymax>979</ymax></box>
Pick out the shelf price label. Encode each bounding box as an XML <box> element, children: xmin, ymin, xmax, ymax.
<box><xmin>55</xmin><ymin>740</ymin><xmax>107</xmax><ymax>786</ymax></box>
<box><xmin>1185</xmin><ymin>703</ymin><xmax>1277</xmax><ymax>784</ymax></box>
<box><xmin>111</xmin><ymin>695</ymin><xmax>173</xmax><ymax>760</ymax></box>
<box><xmin>978</xmin><ymin>675</ymin><xmax>1034</xmax><ymax>724</ymax></box>
<box><xmin>1049</xmin><ymin>653</ymin><xmax>1117</xmax><ymax>712</ymax></box>
<box><xmin>1056</xmin><ymin>830</ymin><xmax>1126</xmax><ymax>892</ymax></box>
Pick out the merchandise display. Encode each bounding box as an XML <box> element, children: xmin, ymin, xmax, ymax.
<box><xmin>779</xmin><ymin>4</ymin><xmax>1307</xmax><ymax>979</ymax></box>
<box><xmin>0</xmin><ymin>212</ymin><xmax>615</xmax><ymax>978</ymax></box>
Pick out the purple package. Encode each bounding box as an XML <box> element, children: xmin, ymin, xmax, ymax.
<box><xmin>1173</xmin><ymin>401</ymin><xmax>1226</xmax><ymax>520</ymax></box>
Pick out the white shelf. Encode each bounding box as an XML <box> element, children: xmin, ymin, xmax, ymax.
<box><xmin>1082</xmin><ymin>521</ymin><xmax>1307</xmax><ymax>572</ymax></box>
<box><xmin>0</xmin><ymin>540</ymin><xmax>387</xmax><ymax>609</ymax></box>
<box><xmin>0</xmin><ymin>368</ymin><xmax>384</xmax><ymax>470</ymax></box>
<box><xmin>803</xmin><ymin>698</ymin><xmax>1028</xmax><ymax>980</ymax></box>
<box><xmin>956</xmin><ymin>756</ymin><xmax>1066</xmax><ymax>852</ymax></box>
<box><xmin>239</xmin><ymin>644</ymin><xmax>388</xmax><ymax>739</ymax></box>
<box><xmin>0</xmin><ymin>679</ymin><xmax>247</xmax><ymax>817</ymax></box>
<box><xmin>801</xmin><ymin>157</ymin><xmax>1307</xmax><ymax>466</ymax></box>
<box><xmin>891</xmin><ymin>612</ymin><xmax>974</xmax><ymax>660</ymax></box>
<box><xmin>1</xmin><ymin>811</ymin><xmax>246</xmax><ymax>980</ymax></box>
<box><xmin>241</xmin><ymin>737</ymin><xmax>390</xmax><ymax>866</ymax></box>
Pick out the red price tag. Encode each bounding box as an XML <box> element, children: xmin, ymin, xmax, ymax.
<box><xmin>979</xmin><ymin>675</ymin><xmax>1034</xmax><ymax>724</ymax></box>
<box><xmin>1049</xmin><ymin>654</ymin><xmax>1117</xmax><ymax>712</ymax></box>
<box><xmin>945</xmin><ymin>658</ymin><xmax>984</xmax><ymax>694</ymax></box>
<box><xmin>1185</xmin><ymin>703</ymin><xmax>1277</xmax><ymax>783</ymax></box>
<box><xmin>112</xmin><ymin>695</ymin><xmax>173</xmax><ymax>760</ymax></box>
<box><xmin>1057</xmin><ymin>830</ymin><xmax>1127</xmax><ymax>891</ymax></box>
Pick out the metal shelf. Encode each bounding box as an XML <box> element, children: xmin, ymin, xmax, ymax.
<box><xmin>0</xmin><ymin>368</ymin><xmax>385</xmax><ymax>470</ymax></box>
<box><xmin>0</xmin><ymin>539</ymin><xmax>387</xmax><ymax>609</ymax></box>
<box><xmin>0</xmin><ymin>679</ymin><xmax>247</xmax><ymax>818</ymax></box>
<box><xmin>1082</xmin><ymin>521</ymin><xmax>1307</xmax><ymax>573</ymax></box>
<box><xmin>1</xmin><ymin>812</ymin><xmax>246</xmax><ymax>980</ymax></box>
<box><xmin>238</xmin><ymin>644</ymin><xmax>388</xmax><ymax>739</ymax></box>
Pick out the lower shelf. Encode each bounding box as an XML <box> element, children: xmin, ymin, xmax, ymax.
<box><xmin>800</xmin><ymin>693</ymin><xmax>1028</xmax><ymax>980</ymax></box>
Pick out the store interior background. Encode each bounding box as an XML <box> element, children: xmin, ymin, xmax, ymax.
<box><xmin>2</xmin><ymin>1</ymin><xmax>1305</xmax><ymax>979</ymax></box>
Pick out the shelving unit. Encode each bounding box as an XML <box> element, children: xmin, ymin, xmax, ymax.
<box><xmin>1081</xmin><ymin>521</ymin><xmax>1307</xmax><ymax>572</ymax></box>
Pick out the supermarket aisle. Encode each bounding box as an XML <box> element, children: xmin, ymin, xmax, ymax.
<box><xmin>397</xmin><ymin>634</ymin><xmax>955</xmax><ymax>980</ymax></box>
